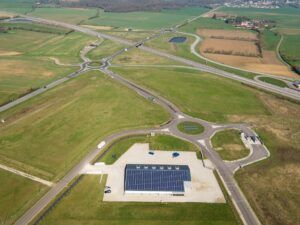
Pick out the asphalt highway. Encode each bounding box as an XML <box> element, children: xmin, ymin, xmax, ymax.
<box><xmin>18</xmin><ymin>15</ymin><xmax>300</xmax><ymax>102</ymax></box>
<box><xmin>5</xmin><ymin>14</ymin><xmax>277</xmax><ymax>225</ymax></box>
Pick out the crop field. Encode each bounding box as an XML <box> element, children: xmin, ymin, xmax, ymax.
<box><xmin>180</xmin><ymin>17</ymin><xmax>236</xmax><ymax>34</ymax></box>
<box><xmin>280</xmin><ymin>35</ymin><xmax>300</xmax><ymax>68</ymax></box>
<box><xmin>218</xmin><ymin>7</ymin><xmax>300</xmax><ymax>29</ymax></box>
<box><xmin>112</xmin><ymin>67</ymin><xmax>268</xmax><ymax>122</ymax></box>
<box><xmin>260</xmin><ymin>29</ymin><xmax>280</xmax><ymax>51</ymax></box>
<box><xmin>197</xmin><ymin>29</ymin><xmax>258</xmax><ymax>41</ymax></box>
<box><xmin>203</xmin><ymin>51</ymin><xmax>296</xmax><ymax>77</ymax></box>
<box><xmin>83</xmin><ymin>7</ymin><xmax>208</xmax><ymax>30</ymax></box>
<box><xmin>0</xmin><ymin>71</ymin><xmax>169</xmax><ymax>181</ymax></box>
<box><xmin>0</xmin><ymin>170</ymin><xmax>48</xmax><ymax>225</ymax></box>
<box><xmin>196</xmin><ymin>28</ymin><xmax>295</xmax><ymax>78</ymax></box>
<box><xmin>200</xmin><ymin>38</ymin><xmax>260</xmax><ymax>56</ymax></box>
<box><xmin>28</xmin><ymin>7</ymin><xmax>98</xmax><ymax>24</ymax></box>
<box><xmin>38</xmin><ymin>175</ymin><xmax>239</xmax><ymax>225</ymax></box>
<box><xmin>100</xmin><ymin>135</ymin><xmax>199</xmax><ymax>165</ymax></box>
<box><xmin>212</xmin><ymin>130</ymin><xmax>249</xmax><ymax>161</ymax></box>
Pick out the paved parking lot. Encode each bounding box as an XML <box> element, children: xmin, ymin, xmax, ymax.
<box><xmin>82</xmin><ymin>143</ymin><xmax>225</xmax><ymax>203</ymax></box>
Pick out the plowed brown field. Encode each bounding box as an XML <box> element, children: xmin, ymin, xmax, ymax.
<box><xmin>200</xmin><ymin>38</ymin><xmax>259</xmax><ymax>57</ymax></box>
<box><xmin>203</xmin><ymin>50</ymin><xmax>297</xmax><ymax>78</ymax></box>
<box><xmin>197</xmin><ymin>29</ymin><xmax>258</xmax><ymax>41</ymax></box>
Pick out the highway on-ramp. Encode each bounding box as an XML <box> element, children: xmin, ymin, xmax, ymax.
<box><xmin>4</xmin><ymin>13</ymin><xmax>287</xmax><ymax>225</ymax></box>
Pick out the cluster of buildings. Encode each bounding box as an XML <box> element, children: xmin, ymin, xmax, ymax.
<box><xmin>225</xmin><ymin>0</ymin><xmax>280</xmax><ymax>9</ymax></box>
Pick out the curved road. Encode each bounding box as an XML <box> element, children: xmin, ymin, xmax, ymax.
<box><xmin>15</xmin><ymin>58</ymin><xmax>269</xmax><ymax>225</ymax></box>
<box><xmin>0</xmin><ymin>13</ymin><xmax>280</xmax><ymax>225</ymax></box>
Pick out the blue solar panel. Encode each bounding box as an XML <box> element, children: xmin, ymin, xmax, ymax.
<box><xmin>124</xmin><ymin>164</ymin><xmax>191</xmax><ymax>193</ymax></box>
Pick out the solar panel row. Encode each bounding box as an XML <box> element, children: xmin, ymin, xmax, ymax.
<box><xmin>125</xmin><ymin>164</ymin><xmax>191</xmax><ymax>193</ymax></box>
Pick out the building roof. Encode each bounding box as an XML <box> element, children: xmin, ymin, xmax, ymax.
<box><xmin>124</xmin><ymin>164</ymin><xmax>191</xmax><ymax>193</ymax></box>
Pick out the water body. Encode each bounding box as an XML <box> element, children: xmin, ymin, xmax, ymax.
<box><xmin>169</xmin><ymin>36</ymin><xmax>187</xmax><ymax>43</ymax></box>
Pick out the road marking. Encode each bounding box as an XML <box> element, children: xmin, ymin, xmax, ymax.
<box><xmin>160</xmin><ymin>128</ymin><xmax>170</xmax><ymax>132</ymax></box>
<box><xmin>197</xmin><ymin>139</ymin><xmax>206</xmax><ymax>146</ymax></box>
<box><xmin>177</xmin><ymin>114</ymin><xmax>185</xmax><ymax>119</ymax></box>
<box><xmin>0</xmin><ymin>163</ymin><xmax>53</xmax><ymax>186</ymax></box>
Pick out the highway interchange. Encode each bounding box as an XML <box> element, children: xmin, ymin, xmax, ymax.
<box><xmin>1</xmin><ymin>12</ymin><xmax>298</xmax><ymax>225</ymax></box>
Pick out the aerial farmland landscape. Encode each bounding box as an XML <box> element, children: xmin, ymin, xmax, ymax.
<box><xmin>0</xmin><ymin>0</ymin><xmax>299</xmax><ymax>225</ymax></box>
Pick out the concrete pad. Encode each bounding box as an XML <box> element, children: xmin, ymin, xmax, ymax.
<box><xmin>86</xmin><ymin>143</ymin><xmax>225</xmax><ymax>203</ymax></box>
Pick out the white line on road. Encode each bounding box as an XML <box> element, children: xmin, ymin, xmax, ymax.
<box><xmin>0</xmin><ymin>163</ymin><xmax>53</xmax><ymax>187</ymax></box>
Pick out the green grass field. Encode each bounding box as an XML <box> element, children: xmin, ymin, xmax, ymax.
<box><xmin>87</xmin><ymin>39</ymin><xmax>125</xmax><ymax>61</ymax></box>
<box><xmin>100</xmin><ymin>135</ymin><xmax>200</xmax><ymax>165</ymax></box>
<box><xmin>112</xmin><ymin>48</ymin><xmax>180</xmax><ymax>65</ymax></box>
<box><xmin>111</xmin><ymin>67</ymin><xmax>268</xmax><ymax>122</ymax></box>
<box><xmin>0</xmin><ymin>57</ymin><xmax>74</xmax><ymax>106</ymax></box>
<box><xmin>145</xmin><ymin>32</ymin><xmax>200</xmax><ymax>62</ymax></box>
<box><xmin>180</xmin><ymin>17</ymin><xmax>236</xmax><ymax>34</ymax></box>
<box><xmin>0</xmin><ymin>71</ymin><xmax>169</xmax><ymax>181</ymax></box>
<box><xmin>280</xmin><ymin>35</ymin><xmax>300</xmax><ymax>67</ymax></box>
<box><xmin>218</xmin><ymin>7</ymin><xmax>300</xmax><ymax>29</ymax></box>
<box><xmin>258</xmin><ymin>77</ymin><xmax>288</xmax><ymax>88</ymax></box>
<box><xmin>212</xmin><ymin>130</ymin><xmax>249</xmax><ymax>161</ymax></box>
<box><xmin>260</xmin><ymin>29</ymin><xmax>280</xmax><ymax>51</ymax></box>
<box><xmin>28</xmin><ymin>7</ymin><xmax>98</xmax><ymax>24</ymax></box>
<box><xmin>39</xmin><ymin>175</ymin><xmax>239</xmax><ymax>225</ymax></box>
<box><xmin>0</xmin><ymin>170</ymin><xmax>48</xmax><ymax>225</ymax></box>
<box><xmin>0</xmin><ymin>25</ymin><xmax>97</xmax><ymax>63</ymax></box>
<box><xmin>177</xmin><ymin>121</ymin><xmax>204</xmax><ymax>135</ymax></box>
<box><xmin>0</xmin><ymin>0</ymin><xmax>35</xmax><ymax>14</ymax></box>
<box><xmin>0</xmin><ymin>22</ymin><xmax>70</xmax><ymax>34</ymax></box>
<box><xmin>84</xmin><ymin>7</ymin><xmax>208</xmax><ymax>30</ymax></box>
<box><xmin>102</xmin><ymin>30</ymin><xmax>154</xmax><ymax>42</ymax></box>
<box><xmin>0</xmin><ymin>27</ymin><xmax>97</xmax><ymax>105</ymax></box>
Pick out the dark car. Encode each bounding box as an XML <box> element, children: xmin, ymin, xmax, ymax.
<box><xmin>104</xmin><ymin>189</ymin><xmax>111</xmax><ymax>194</ymax></box>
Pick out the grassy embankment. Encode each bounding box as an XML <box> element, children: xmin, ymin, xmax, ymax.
<box><xmin>211</xmin><ymin>130</ymin><xmax>250</xmax><ymax>161</ymax></box>
<box><xmin>38</xmin><ymin>175</ymin><xmax>239</xmax><ymax>225</ymax></box>
<box><xmin>112</xmin><ymin>66</ymin><xmax>300</xmax><ymax>225</ymax></box>
<box><xmin>258</xmin><ymin>77</ymin><xmax>288</xmax><ymax>88</ymax></box>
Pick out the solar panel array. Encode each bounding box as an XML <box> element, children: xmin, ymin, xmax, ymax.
<box><xmin>124</xmin><ymin>164</ymin><xmax>191</xmax><ymax>193</ymax></box>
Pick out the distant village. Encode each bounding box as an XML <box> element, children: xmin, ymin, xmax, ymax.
<box><xmin>211</xmin><ymin>12</ymin><xmax>276</xmax><ymax>30</ymax></box>
<box><xmin>224</xmin><ymin>0</ymin><xmax>299</xmax><ymax>9</ymax></box>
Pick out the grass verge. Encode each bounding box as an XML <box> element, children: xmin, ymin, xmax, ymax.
<box><xmin>99</xmin><ymin>134</ymin><xmax>200</xmax><ymax>165</ymax></box>
<box><xmin>177</xmin><ymin>121</ymin><xmax>204</xmax><ymax>135</ymax></box>
<box><xmin>211</xmin><ymin>130</ymin><xmax>250</xmax><ymax>161</ymax></box>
